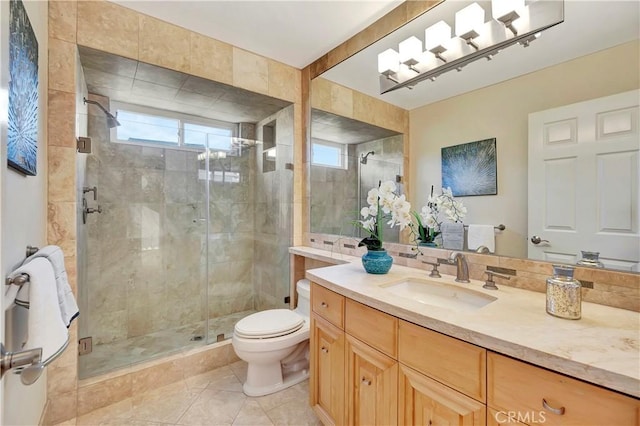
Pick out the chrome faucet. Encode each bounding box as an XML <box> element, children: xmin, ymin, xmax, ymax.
<box><xmin>449</xmin><ymin>252</ymin><xmax>470</xmax><ymax>283</ymax></box>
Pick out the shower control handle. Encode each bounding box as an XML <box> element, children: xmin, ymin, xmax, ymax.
<box><xmin>86</xmin><ymin>206</ymin><xmax>102</xmax><ymax>215</ymax></box>
<box><xmin>83</xmin><ymin>186</ymin><xmax>97</xmax><ymax>201</ymax></box>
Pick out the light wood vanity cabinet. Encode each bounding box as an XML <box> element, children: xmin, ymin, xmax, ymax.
<box><xmin>309</xmin><ymin>282</ymin><xmax>639</xmax><ymax>426</ymax></box>
<box><xmin>310</xmin><ymin>284</ymin><xmax>346</xmax><ymax>426</ymax></box>
<box><xmin>488</xmin><ymin>352</ymin><xmax>640</xmax><ymax>426</ymax></box>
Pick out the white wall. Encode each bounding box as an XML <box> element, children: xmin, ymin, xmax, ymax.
<box><xmin>1</xmin><ymin>0</ymin><xmax>49</xmax><ymax>424</ymax></box>
<box><xmin>409</xmin><ymin>41</ymin><xmax>640</xmax><ymax>259</ymax></box>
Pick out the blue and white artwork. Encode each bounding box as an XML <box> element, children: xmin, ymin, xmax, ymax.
<box><xmin>8</xmin><ymin>0</ymin><xmax>39</xmax><ymax>176</ymax></box>
<box><xmin>441</xmin><ymin>138</ymin><xmax>497</xmax><ymax>197</ymax></box>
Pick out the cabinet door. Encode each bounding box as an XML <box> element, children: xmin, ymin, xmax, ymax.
<box><xmin>346</xmin><ymin>335</ymin><xmax>398</xmax><ymax>426</ymax></box>
<box><xmin>399</xmin><ymin>364</ymin><xmax>486</xmax><ymax>426</ymax></box>
<box><xmin>310</xmin><ymin>314</ymin><xmax>345</xmax><ymax>426</ymax></box>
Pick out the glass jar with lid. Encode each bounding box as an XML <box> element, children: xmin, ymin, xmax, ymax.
<box><xmin>576</xmin><ymin>251</ymin><xmax>605</xmax><ymax>268</ymax></box>
<box><xmin>546</xmin><ymin>265</ymin><xmax>581</xmax><ymax>319</ymax></box>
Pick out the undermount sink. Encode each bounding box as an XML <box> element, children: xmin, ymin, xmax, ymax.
<box><xmin>379</xmin><ymin>277</ymin><xmax>497</xmax><ymax>312</ymax></box>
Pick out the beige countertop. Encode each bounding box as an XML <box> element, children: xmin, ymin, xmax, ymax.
<box><xmin>290</xmin><ymin>246</ymin><xmax>640</xmax><ymax>398</ymax></box>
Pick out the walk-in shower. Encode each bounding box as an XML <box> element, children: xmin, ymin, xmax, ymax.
<box><xmin>309</xmin><ymin>108</ymin><xmax>404</xmax><ymax>240</ymax></box>
<box><xmin>76</xmin><ymin>47</ymin><xmax>294</xmax><ymax>379</ymax></box>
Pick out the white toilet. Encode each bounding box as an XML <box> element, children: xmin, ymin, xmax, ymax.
<box><xmin>232</xmin><ymin>279</ymin><xmax>311</xmax><ymax>396</ymax></box>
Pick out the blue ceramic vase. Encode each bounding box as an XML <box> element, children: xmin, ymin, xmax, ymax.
<box><xmin>362</xmin><ymin>249</ymin><xmax>393</xmax><ymax>274</ymax></box>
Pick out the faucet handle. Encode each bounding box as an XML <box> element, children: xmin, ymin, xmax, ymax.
<box><xmin>483</xmin><ymin>270</ymin><xmax>511</xmax><ymax>290</ymax></box>
<box><xmin>422</xmin><ymin>261</ymin><xmax>441</xmax><ymax>278</ymax></box>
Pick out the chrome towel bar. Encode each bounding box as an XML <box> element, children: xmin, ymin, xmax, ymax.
<box><xmin>5</xmin><ymin>245</ymin><xmax>39</xmax><ymax>286</ymax></box>
<box><xmin>6</xmin><ymin>273</ymin><xmax>29</xmax><ymax>287</ymax></box>
<box><xmin>463</xmin><ymin>224</ymin><xmax>506</xmax><ymax>231</ymax></box>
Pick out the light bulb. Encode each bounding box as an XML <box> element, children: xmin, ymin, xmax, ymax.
<box><xmin>399</xmin><ymin>36</ymin><xmax>422</xmax><ymax>67</ymax></box>
<box><xmin>377</xmin><ymin>48</ymin><xmax>399</xmax><ymax>75</ymax></box>
<box><xmin>425</xmin><ymin>21</ymin><xmax>451</xmax><ymax>53</ymax></box>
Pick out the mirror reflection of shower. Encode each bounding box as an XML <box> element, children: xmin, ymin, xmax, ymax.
<box><xmin>360</xmin><ymin>150</ymin><xmax>375</xmax><ymax>164</ymax></box>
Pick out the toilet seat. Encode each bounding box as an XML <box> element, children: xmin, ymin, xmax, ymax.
<box><xmin>234</xmin><ymin>309</ymin><xmax>304</xmax><ymax>339</ymax></box>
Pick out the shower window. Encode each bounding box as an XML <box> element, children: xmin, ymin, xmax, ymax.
<box><xmin>111</xmin><ymin>101</ymin><xmax>235</xmax><ymax>151</ymax></box>
<box><xmin>312</xmin><ymin>140</ymin><xmax>347</xmax><ymax>169</ymax></box>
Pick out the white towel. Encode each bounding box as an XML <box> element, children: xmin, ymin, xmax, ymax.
<box><xmin>468</xmin><ymin>224</ymin><xmax>496</xmax><ymax>253</ymax></box>
<box><xmin>441</xmin><ymin>222</ymin><xmax>464</xmax><ymax>250</ymax></box>
<box><xmin>8</xmin><ymin>258</ymin><xmax>69</xmax><ymax>362</ymax></box>
<box><xmin>18</xmin><ymin>245</ymin><xmax>79</xmax><ymax>327</ymax></box>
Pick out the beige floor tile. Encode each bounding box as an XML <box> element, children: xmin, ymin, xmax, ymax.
<box><xmin>130</xmin><ymin>381</ymin><xmax>202</xmax><ymax>424</ymax></box>
<box><xmin>232</xmin><ymin>399</ymin><xmax>274</xmax><ymax>426</ymax></box>
<box><xmin>177</xmin><ymin>389</ymin><xmax>246</xmax><ymax>425</ymax></box>
<box><xmin>76</xmin><ymin>399</ymin><xmax>134</xmax><ymax>425</ymax></box>
<box><xmin>265</xmin><ymin>399</ymin><xmax>321</xmax><ymax>426</ymax></box>
<box><xmin>254</xmin><ymin>383</ymin><xmax>307</xmax><ymax>413</ymax></box>
<box><xmin>228</xmin><ymin>360</ymin><xmax>248</xmax><ymax>383</ymax></box>
<box><xmin>185</xmin><ymin>365</ymin><xmax>242</xmax><ymax>392</ymax></box>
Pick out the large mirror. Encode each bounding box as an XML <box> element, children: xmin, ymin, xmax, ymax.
<box><xmin>310</xmin><ymin>0</ymin><xmax>639</xmax><ymax>272</ymax></box>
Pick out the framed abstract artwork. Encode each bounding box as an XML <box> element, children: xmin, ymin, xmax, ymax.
<box><xmin>441</xmin><ymin>138</ymin><xmax>497</xmax><ymax>197</ymax></box>
<box><xmin>8</xmin><ymin>0</ymin><xmax>39</xmax><ymax>176</ymax></box>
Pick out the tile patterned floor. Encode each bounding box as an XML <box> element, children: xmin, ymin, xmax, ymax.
<box><xmin>72</xmin><ymin>361</ymin><xmax>321</xmax><ymax>426</ymax></box>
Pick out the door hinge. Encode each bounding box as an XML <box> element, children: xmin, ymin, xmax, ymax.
<box><xmin>77</xmin><ymin>137</ymin><xmax>92</xmax><ymax>154</ymax></box>
<box><xmin>78</xmin><ymin>337</ymin><xmax>92</xmax><ymax>355</ymax></box>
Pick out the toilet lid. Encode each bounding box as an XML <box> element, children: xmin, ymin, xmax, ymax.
<box><xmin>235</xmin><ymin>309</ymin><xmax>304</xmax><ymax>339</ymax></box>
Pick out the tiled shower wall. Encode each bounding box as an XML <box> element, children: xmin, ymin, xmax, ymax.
<box><xmin>356</xmin><ymin>135</ymin><xmax>404</xmax><ymax>243</ymax></box>
<box><xmin>309</xmin><ymin>135</ymin><xmax>404</xmax><ymax>241</ymax></box>
<box><xmin>254</xmin><ymin>105</ymin><xmax>295</xmax><ymax>310</ymax></box>
<box><xmin>309</xmin><ymin>143</ymin><xmax>358</xmax><ymax>236</ymax></box>
<box><xmin>83</xmin><ymin>94</ymin><xmax>212</xmax><ymax>345</ymax></box>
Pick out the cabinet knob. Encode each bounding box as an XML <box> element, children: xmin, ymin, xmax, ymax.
<box><xmin>542</xmin><ymin>398</ymin><xmax>565</xmax><ymax>415</ymax></box>
<box><xmin>361</xmin><ymin>377</ymin><xmax>371</xmax><ymax>386</ymax></box>
<box><xmin>320</xmin><ymin>302</ymin><xmax>328</xmax><ymax>308</ymax></box>
<box><xmin>321</xmin><ymin>346</ymin><xmax>328</xmax><ymax>354</ymax></box>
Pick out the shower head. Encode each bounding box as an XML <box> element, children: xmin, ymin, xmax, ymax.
<box><xmin>360</xmin><ymin>151</ymin><xmax>375</xmax><ymax>164</ymax></box>
<box><xmin>83</xmin><ymin>97</ymin><xmax>121</xmax><ymax>128</ymax></box>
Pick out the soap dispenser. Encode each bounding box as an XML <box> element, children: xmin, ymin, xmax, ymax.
<box><xmin>546</xmin><ymin>265</ymin><xmax>581</xmax><ymax>320</ymax></box>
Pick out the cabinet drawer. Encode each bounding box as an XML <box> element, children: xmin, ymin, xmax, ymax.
<box><xmin>311</xmin><ymin>282</ymin><xmax>345</xmax><ymax>329</ymax></box>
<box><xmin>488</xmin><ymin>352</ymin><xmax>640</xmax><ymax>426</ymax></box>
<box><xmin>398</xmin><ymin>320</ymin><xmax>486</xmax><ymax>402</ymax></box>
<box><xmin>345</xmin><ymin>299</ymin><xmax>397</xmax><ymax>358</ymax></box>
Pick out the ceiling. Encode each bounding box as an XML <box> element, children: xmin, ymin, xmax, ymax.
<box><xmin>79</xmin><ymin>46</ymin><xmax>291</xmax><ymax>123</ymax></box>
<box><xmin>312</xmin><ymin>109</ymin><xmax>399</xmax><ymax>144</ymax></box>
<box><xmin>110</xmin><ymin>0</ymin><xmax>403</xmax><ymax>69</ymax></box>
<box><xmin>322</xmin><ymin>1</ymin><xmax>640</xmax><ymax>110</ymax></box>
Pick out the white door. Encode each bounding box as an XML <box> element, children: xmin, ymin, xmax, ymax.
<box><xmin>528</xmin><ymin>90</ymin><xmax>640</xmax><ymax>271</ymax></box>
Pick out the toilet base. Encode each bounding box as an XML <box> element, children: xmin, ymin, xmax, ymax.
<box><xmin>242</xmin><ymin>366</ymin><xmax>309</xmax><ymax>397</ymax></box>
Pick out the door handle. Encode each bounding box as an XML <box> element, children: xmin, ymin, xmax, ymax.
<box><xmin>531</xmin><ymin>235</ymin><xmax>550</xmax><ymax>245</ymax></box>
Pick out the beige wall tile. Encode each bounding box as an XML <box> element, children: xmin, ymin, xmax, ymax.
<box><xmin>48</xmin><ymin>202</ymin><xmax>77</xmax><ymax>247</ymax></box>
<box><xmin>310</xmin><ymin>77</ymin><xmax>332</xmax><ymax>112</ymax></box>
<box><xmin>139</xmin><ymin>15</ymin><xmax>190</xmax><ymax>73</ymax></box>
<box><xmin>44</xmin><ymin>390</ymin><xmax>77</xmax><ymax>425</ymax></box>
<box><xmin>49</xmin><ymin>1</ymin><xmax>77</xmax><ymax>42</ymax></box>
<box><xmin>233</xmin><ymin>48</ymin><xmax>268</xmax><ymax>94</ymax></box>
<box><xmin>48</xmin><ymin>363</ymin><xmax>78</xmax><ymax>395</ymax></box>
<box><xmin>49</xmin><ymin>90</ymin><xmax>76</xmax><ymax>148</ymax></box>
<box><xmin>48</xmin><ymin>146</ymin><xmax>76</xmax><ymax>202</ymax></box>
<box><xmin>330</xmin><ymin>84</ymin><xmax>353</xmax><ymax>118</ymax></box>
<box><xmin>268</xmin><ymin>60</ymin><xmax>300</xmax><ymax>103</ymax></box>
<box><xmin>49</xmin><ymin>38</ymin><xmax>76</xmax><ymax>93</ymax></box>
<box><xmin>180</xmin><ymin>343</ymin><xmax>232</xmax><ymax>378</ymax></box>
<box><xmin>77</xmin><ymin>1</ymin><xmax>139</xmax><ymax>60</ymax></box>
<box><xmin>77</xmin><ymin>374</ymin><xmax>132</xmax><ymax>415</ymax></box>
<box><xmin>190</xmin><ymin>33</ymin><xmax>233</xmax><ymax>85</ymax></box>
<box><xmin>131</xmin><ymin>360</ymin><xmax>184</xmax><ymax>394</ymax></box>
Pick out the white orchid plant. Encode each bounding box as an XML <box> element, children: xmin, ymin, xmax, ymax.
<box><xmin>414</xmin><ymin>186</ymin><xmax>467</xmax><ymax>244</ymax></box>
<box><xmin>356</xmin><ymin>180</ymin><xmax>415</xmax><ymax>251</ymax></box>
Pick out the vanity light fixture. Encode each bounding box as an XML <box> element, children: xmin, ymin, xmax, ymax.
<box><xmin>377</xmin><ymin>0</ymin><xmax>564</xmax><ymax>94</ymax></box>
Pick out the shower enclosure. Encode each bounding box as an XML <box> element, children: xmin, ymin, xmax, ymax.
<box><xmin>76</xmin><ymin>47</ymin><xmax>294</xmax><ymax>379</ymax></box>
<box><xmin>309</xmin><ymin>108</ymin><xmax>404</xmax><ymax>241</ymax></box>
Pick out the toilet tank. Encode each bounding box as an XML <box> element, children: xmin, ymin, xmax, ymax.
<box><xmin>294</xmin><ymin>279</ymin><xmax>311</xmax><ymax>318</ymax></box>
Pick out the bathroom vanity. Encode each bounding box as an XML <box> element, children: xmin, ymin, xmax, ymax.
<box><xmin>291</xmin><ymin>247</ymin><xmax>640</xmax><ymax>426</ymax></box>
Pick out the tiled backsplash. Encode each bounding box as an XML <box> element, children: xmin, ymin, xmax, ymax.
<box><xmin>304</xmin><ymin>232</ymin><xmax>640</xmax><ymax>312</ymax></box>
